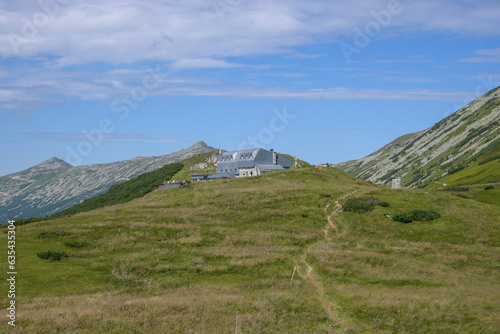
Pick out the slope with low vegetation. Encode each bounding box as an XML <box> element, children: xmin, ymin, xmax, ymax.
<box><xmin>51</xmin><ymin>162</ymin><xmax>184</xmax><ymax>218</ymax></box>
<box><xmin>0</xmin><ymin>141</ymin><xmax>215</xmax><ymax>221</ymax></box>
<box><xmin>426</xmin><ymin>147</ymin><xmax>500</xmax><ymax>206</ymax></box>
<box><xmin>337</xmin><ymin>87</ymin><xmax>500</xmax><ymax>188</ymax></box>
<box><xmin>1</xmin><ymin>168</ymin><xmax>499</xmax><ymax>333</ymax></box>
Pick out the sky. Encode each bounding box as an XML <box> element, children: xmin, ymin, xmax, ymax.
<box><xmin>1</xmin><ymin>0</ymin><xmax>499</xmax><ymax>176</ymax></box>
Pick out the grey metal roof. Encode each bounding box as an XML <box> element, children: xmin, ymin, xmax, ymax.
<box><xmin>256</xmin><ymin>164</ymin><xmax>284</xmax><ymax>172</ymax></box>
<box><xmin>207</xmin><ymin>173</ymin><xmax>233</xmax><ymax>179</ymax></box>
<box><xmin>219</xmin><ymin>148</ymin><xmax>260</xmax><ymax>156</ymax></box>
<box><xmin>218</xmin><ymin>148</ymin><xmax>261</xmax><ymax>161</ymax></box>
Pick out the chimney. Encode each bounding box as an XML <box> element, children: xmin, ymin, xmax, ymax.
<box><xmin>271</xmin><ymin>149</ymin><xmax>277</xmax><ymax>165</ymax></box>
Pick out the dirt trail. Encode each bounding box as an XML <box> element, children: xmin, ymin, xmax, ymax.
<box><xmin>323</xmin><ymin>201</ymin><xmax>341</xmax><ymax>240</ymax></box>
<box><xmin>300</xmin><ymin>245</ymin><xmax>337</xmax><ymax>324</ymax></box>
<box><xmin>297</xmin><ymin>191</ymin><xmax>356</xmax><ymax>329</ymax></box>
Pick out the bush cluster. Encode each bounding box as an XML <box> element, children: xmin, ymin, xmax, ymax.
<box><xmin>344</xmin><ymin>197</ymin><xmax>381</xmax><ymax>213</ymax></box>
<box><xmin>393</xmin><ymin>209</ymin><xmax>441</xmax><ymax>224</ymax></box>
<box><xmin>37</xmin><ymin>250</ymin><xmax>69</xmax><ymax>261</ymax></box>
<box><xmin>64</xmin><ymin>241</ymin><xmax>89</xmax><ymax>248</ymax></box>
<box><xmin>343</xmin><ymin>197</ymin><xmax>391</xmax><ymax>213</ymax></box>
<box><xmin>444</xmin><ymin>186</ymin><xmax>469</xmax><ymax>192</ymax></box>
<box><xmin>484</xmin><ymin>185</ymin><xmax>495</xmax><ymax>190</ymax></box>
<box><xmin>36</xmin><ymin>230</ymin><xmax>70</xmax><ymax>239</ymax></box>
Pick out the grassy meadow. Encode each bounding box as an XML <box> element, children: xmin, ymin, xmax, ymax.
<box><xmin>1</xmin><ymin>167</ymin><xmax>499</xmax><ymax>333</ymax></box>
<box><xmin>426</xmin><ymin>154</ymin><xmax>500</xmax><ymax>206</ymax></box>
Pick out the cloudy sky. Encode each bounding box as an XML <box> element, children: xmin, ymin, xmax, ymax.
<box><xmin>1</xmin><ymin>0</ymin><xmax>499</xmax><ymax>175</ymax></box>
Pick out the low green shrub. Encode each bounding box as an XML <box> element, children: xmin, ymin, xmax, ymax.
<box><xmin>393</xmin><ymin>209</ymin><xmax>441</xmax><ymax>224</ymax></box>
<box><xmin>484</xmin><ymin>185</ymin><xmax>495</xmax><ymax>190</ymax></box>
<box><xmin>393</xmin><ymin>212</ymin><xmax>413</xmax><ymax>223</ymax></box>
<box><xmin>36</xmin><ymin>230</ymin><xmax>70</xmax><ymax>239</ymax></box>
<box><xmin>444</xmin><ymin>186</ymin><xmax>469</xmax><ymax>192</ymax></box>
<box><xmin>320</xmin><ymin>193</ymin><xmax>332</xmax><ymax>198</ymax></box>
<box><xmin>64</xmin><ymin>241</ymin><xmax>89</xmax><ymax>248</ymax></box>
<box><xmin>378</xmin><ymin>201</ymin><xmax>390</xmax><ymax>207</ymax></box>
<box><xmin>343</xmin><ymin>197</ymin><xmax>380</xmax><ymax>213</ymax></box>
<box><xmin>37</xmin><ymin>250</ymin><xmax>69</xmax><ymax>261</ymax></box>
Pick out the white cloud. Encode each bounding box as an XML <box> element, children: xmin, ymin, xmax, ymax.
<box><xmin>0</xmin><ymin>0</ymin><xmax>498</xmax><ymax>113</ymax></box>
<box><xmin>152</xmin><ymin>86</ymin><xmax>469</xmax><ymax>101</ymax></box>
<box><xmin>0</xmin><ymin>62</ymin><xmax>474</xmax><ymax>115</ymax></box>
<box><xmin>0</xmin><ymin>89</ymin><xmax>15</xmax><ymax>101</ymax></box>
<box><xmin>170</xmin><ymin>58</ymin><xmax>243</xmax><ymax>72</ymax></box>
<box><xmin>0</xmin><ymin>0</ymin><xmax>498</xmax><ymax>65</ymax></box>
<box><xmin>459</xmin><ymin>48</ymin><xmax>500</xmax><ymax>63</ymax></box>
<box><xmin>285</xmin><ymin>53</ymin><xmax>328</xmax><ymax>59</ymax></box>
<box><xmin>381</xmin><ymin>76</ymin><xmax>437</xmax><ymax>83</ymax></box>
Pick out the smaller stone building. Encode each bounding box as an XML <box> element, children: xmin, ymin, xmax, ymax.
<box><xmin>392</xmin><ymin>178</ymin><xmax>402</xmax><ymax>189</ymax></box>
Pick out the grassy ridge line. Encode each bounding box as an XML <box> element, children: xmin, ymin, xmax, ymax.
<box><xmin>6</xmin><ymin>151</ymin><xmax>308</xmax><ymax>226</ymax></box>
<box><xmin>50</xmin><ymin>162</ymin><xmax>183</xmax><ymax>218</ymax></box>
<box><xmin>277</xmin><ymin>153</ymin><xmax>312</xmax><ymax>167</ymax></box>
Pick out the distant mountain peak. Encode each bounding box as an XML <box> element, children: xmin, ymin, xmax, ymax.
<box><xmin>188</xmin><ymin>141</ymin><xmax>217</xmax><ymax>151</ymax></box>
<box><xmin>35</xmin><ymin>157</ymin><xmax>74</xmax><ymax>170</ymax></box>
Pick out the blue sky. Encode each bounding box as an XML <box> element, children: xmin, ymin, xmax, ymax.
<box><xmin>1</xmin><ymin>0</ymin><xmax>499</xmax><ymax>176</ymax></box>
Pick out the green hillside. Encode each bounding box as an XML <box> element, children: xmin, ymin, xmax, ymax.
<box><xmin>170</xmin><ymin>152</ymin><xmax>218</xmax><ymax>181</ymax></box>
<box><xmin>1</xmin><ymin>167</ymin><xmax>499</xmax><ymax>333</ymax></box>
<box><xmin>277</xmin><ymin>153</ymin><xmax>312</xmax><ymax>168</ymax></box>
<box><xmin>426</xmin><ymin>147</ymin><xmax>500</xmax><ymax>206</ymax></box>
<box><xmin>428</xmin><ymin>147</ymin><xmax>500</xmax><ymax>188</ymax></box>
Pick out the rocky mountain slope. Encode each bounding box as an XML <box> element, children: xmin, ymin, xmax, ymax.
<box><xmin>336</xmin><ymin>87</ymin><xmax>500</xmax><ymax>187</ymax></box>
<box><xmin>0</xmin><ymin>141</ymin><xmax>215</xmax><ymax>221</ymax></box>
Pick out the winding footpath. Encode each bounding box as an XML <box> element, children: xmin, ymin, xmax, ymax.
<box><xmin>297</xmin><ymin>191</ymin><xmax>357</xmax><ymax>331</ymax></box>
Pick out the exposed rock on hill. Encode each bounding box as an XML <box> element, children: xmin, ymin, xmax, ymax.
<box><xmin>336</xmin><ymin>87</ymin><xmax>500</xmax><ymax>187</ymax></box>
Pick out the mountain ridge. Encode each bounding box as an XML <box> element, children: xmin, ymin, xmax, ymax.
<box><xmin>0</xmin><ymin>141</ymin><xmax>215</xmax><ymax>221</ymax></box>
<box><xmin>336</xmin><ymin>87</ymin><xmax>500</xmax><ymax>187</ymax></box>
